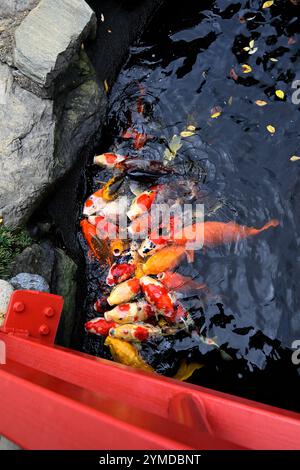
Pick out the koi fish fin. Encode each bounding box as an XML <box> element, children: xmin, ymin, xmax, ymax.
<box><xmin>173</xmin><ymin>360</ymin><xmax>203</xmax><ymax>381</ymax></box>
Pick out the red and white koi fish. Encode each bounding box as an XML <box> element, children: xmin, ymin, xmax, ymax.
<box><xmin>127</xmin><ymin>189</ymin><xmax>157</xmax><ymax>221</ymax></box>
<box><xmin>122</xmin><ymin>129</ymin><xmax>149</xmax><ymax>150</ymax></box>
<box><xmin>88</xmin><ymin>215</ymin><xmax>119</xmax><ymax>239</ymax></box>
<box><xmin>138</xmin><ymin>237</ymin><xmax>168</xmax><ymax>258</ymax></box>
<box><xmin>83</xmin><ymin>188</ymin><xmax>107</xmax><ymax>216</ymax></box>
<box><xmin>104</xmin><ymin>300</ymin><xmax>154</xmax><ymax>323</ymax></box>
<box><xmin>94</xmin><ymin>153</ymin><xmax>127</xmax><ymax>168</ymax></box>
<box><xmin>128</xmin><ymin>213</ymin><xmax>151</xmax><ymax>238</ymax></box>
<box><xmin>109</xmin><ymin>323</ymin><xmax>161</xmax><ymax>342</ymax></box>
<box><xmin>106</xmin><ymin>245</ymin><xmax>139</xmax><ymax>286</ymax></box>
<box><xmin>100</xmin><ymin>196</ymin><xmax>129</xmax><ymax>219</ymax></box>
<box><xmin>94</xmin><ymin>295</ymin><xmax>110</xmax><ymax>314</ymax></box>
<box><xmin>85</xmin><ymin>317</ymin><xmax>117</xmax><ymax>336</ymax></box>
<box><xmin>140</xmin><ymin>275</ymin><xmax>176</xmax><ymax>322</ymax></box>
<box><xmin>107</xmin><ymin>277</ymin><xmax>141</xmax><ymax>306</ymax></box>
<box><xmin>157</xmin><ymin>271</ymin><xmax>207</xmax><ymax>294</ymax></box>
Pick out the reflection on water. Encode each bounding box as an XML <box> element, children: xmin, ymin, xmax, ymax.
<box><xmin>80</xmin><ymin>0</ymin><xmax>300</xmax><ymax>411</ymax></box>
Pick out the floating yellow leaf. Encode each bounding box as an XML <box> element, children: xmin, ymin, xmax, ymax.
<box><xmin>290</xmin><ymin>155</ymin><xmax>300</xmax><ymax>162</ymax></box>
<box><xmin>104</xmin><ymin>80</ymin><xmax>109</xmax><ymax>93</ymax></box>
<box><xmin>243</xmin><ymin>46</ymin><xmax>250</xmax><ymax>51</ymax></box>
<box><xmin>180</xmin><ymin>131</ymin><xmax>195</xmax><ymax>137</ymax></box>
<box><xmin>211</xmin><ymin>111</ymin><xmax>221</xmax><ymax>118</ymax></box>
<box><xmin>267</xmin><ymin>124</ymin><xmax>276</xmax><ymax>134</ymax></box>
<box><xmin>210</xmin><ymin>106</ymin><xmax>222</xmax><ymax>119</ymax></box>
<box><xmin>242</xmin><ymin>64</ymin><xmax>252</xmax><ymax>73</ymax></box>
<box><xmin>187</xmin><ymin>125</ymin><xmax>196</xmax><ymax>131</ymax></box>
<box><xmin>164</xmin><ymin>134</ymin><xmax>182</xmax><ymax>162</ymax></box>
<box><xmin>263</xmin><ymin>0</ymin><xmax>274</xmax><ymax>8</ymax></box>
<box><xmin>270</xmin><ymin>57</ymin><xmax>278</xmax><ymax>62</ymax></box>
<box><xmin>249</xmin><ymin>39</ymin><xmax>255</xmax><ymax>49</ymax></box>
<box><xmin>255</xmin><ymin>100</ymin><xmax>268</xmax><ymax>106</ymax></box>
<box><xmin>249</xmin><ymin>47</ymin><xmax>258</xmax><ymax>55</ymax></box>
<box><xmin>173</xmin><ymin>360</ymin><xmax>203</xmax><ymax>382</ymax></box>
<box><xmin>275</xmin><ymin>89</ymin><xmax>285</xmax><ymax>99</ymax></box>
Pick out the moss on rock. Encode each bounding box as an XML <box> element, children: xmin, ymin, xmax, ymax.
<box><xmin>0</xmin><ymin>225</ymin><xmax>32</xmax><ymax>278</ymax></box>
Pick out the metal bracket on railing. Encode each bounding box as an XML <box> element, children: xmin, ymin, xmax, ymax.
<box><xmin>0</xmin><ymin>290</ymin><xmax>64</xmax><ymax>344</ymax></box>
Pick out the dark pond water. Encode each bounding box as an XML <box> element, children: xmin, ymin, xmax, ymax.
<box><xmin>79</xmin><ymin>0</ymin><xmax>300</xmax><ymax>411</ymax></box>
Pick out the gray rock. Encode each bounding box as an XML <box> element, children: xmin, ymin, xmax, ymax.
<box><xmin>0</xmin><ymin>279</ymin><xmax>14</xmax><ymax>326</ymax></box>
<box><xmin>0</xmin><ymin>50</ymin><xmax>106</xmax><ymax>228</ymax></box>
<box><xmin>53</xmin><ymin>248</ymin><xmax>77</xmax><ymax>347</ymax></box>
<box><xmin>14</xmin><ymin>0</ymin><xmax>96</xmax><ymax>89</ymax></box>
<box><xmin>10</xmin><ymin>272</ymin><xmax>50</xmax><ymax>292</ymax></box>
<box><xmin>0</xmin><ymin>1</ymin><xmax>38</xmax><ymax>18</ymax></box>
<box><xmin>9</xmin><ymin>242</ymin><xmax>55</xmax><ymax>284</ymax></box>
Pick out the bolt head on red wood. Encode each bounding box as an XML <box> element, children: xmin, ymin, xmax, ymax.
<box><xmin>44</xmin><ymin>307</ymin><xmax>55</xmax><ymax>318</ymax></box>
<box><xmin>39</xmin><ymin>324</ymin><xmax>50</xmax><ymax>336</ymax></box>
<box><xmin>13</xmin><ymin>302</ymin><xmax>25</xmax><ymax>313</ymax></box>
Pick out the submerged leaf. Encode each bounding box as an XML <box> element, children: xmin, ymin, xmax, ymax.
<box><xmin>242</xmin><ymin>64</ymin><xmax>252</xmax><ymax>73</ymax></box>
<box><xmin>267</xmin><ymin>124</ymin><xmax>276</xmax><ymax>134</ymax></box>
<box><xmin>263</xmin><ymin>0</ymin><xmax>274</xmax><ymax>8</ymax></box>
<box><xmin>173</xmin><ymin>360</ymin><xmax>203</xmax><ymax>381</ymax></box>
<box><xmin>275</xmin><ymin>89</ymin><xmax>285</xmax><ymax>99</ymax></box>
<box><xmin>255</xmin><ymin>100</ymin><xmax>267</xmax><ymax>106</ymax></box>
<box><xmin>104</xmin><ymin>80</ymin><xmax>109</xmax><ymax>93</ymax></box>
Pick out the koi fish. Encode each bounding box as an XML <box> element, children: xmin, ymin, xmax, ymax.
<box><xmin>138</xmin><ymin>237</ymin><xmax>168</xmax><ymax>258</ymax></box>
<box><xmin>122</xmin><ymin>128</ymin><xmax>148</xmax><ymax>150</ymax></box>
<box><xmin>140</xmin><ymin>276</ymin><xmax>176</xmax><ymax>321</ymax></box>
<box><xmin>83</xmin><ymin>188</ymin><xmax>107</xmax><ymax>216</ymax></box>
<box><xmin>106</xmin><ymin>245</ymin><xmax>139</xmax><ymax>286</ymax></box>
<box><xmin>104</xmin><ymin>300</ymin><xmax>154</xmax><ymax>323</ymax></box>
<box><xmin>85</xmin><ymin>317</ymin><xmax>117</xmax><ymax>336</ymax></box>
<box><xmin>94</xmin><ymin>153</ymin><xmax>127</xmax><ymax>168</ymax></box>
<box><xmin>142</xmin><ymin>245</ymin><xmax>187</xmax><ymax>275</ymax></box>
<box><xmin>104</xmin><ymin>336</ymin><xmax>154</xmax><ymax>371</ymax></box>
<box><xmin>107</xmin><ymin>277</ymin><xmax>140</xmax><ymax>306</ymax></box>
<box><xmin>80</xmin><ymin>220</ymin><xmax>112</xmax><ymax>265</ymax></box>
<box><xmin>128</xmin><ymin>213</ymin><xmax>151</xmax><ymax>238</ymax></box>
<box><xmin>172</xmin><ymin>219</ymin><xmax>279</xmax><ymax>247</ymax></box>
<box><xmin>102</xmin><ymin>175</ymin><xmax>125</xmax><ymax>201</ymax></box>
<box><xmin>94</xmin><ymin>295</ymin><xmax>110</xmax><ymax>314</ymax></box>
<box><xmin>109</xmin><ymin>323</ymin><xmax>161</xmax><ymax>342</ymax></box>
<box><xmin>127</xmin><ymin>189</ymin><xmax>157</xmax><ymax>221</ymax></box>
<box><xmin>100</xmin><ymin>196</ymin><xmax>129</xmax><ymax>220</ymax></box>
<box><xmin>116</xmin><ymin>158</ymin><xmax>174</xmax><ymax>180</ymax></box>
<box><xmin>110</xmin><ymin>239</ymin><xmax>127</xmax><ymax>257</ymax></box>
<box><xmin>173</xmin><ymin>360</ymin><xmax>203</xmax><ymax>382</ymax></box>
<box><xmin>88</xmin><ymin>215</ymin><xmax>119</xmax><ymax>239</ymax></box>
<box><xmin>157</xmin><ymin>271</ymin><xmax>207</xmax><ymax>294</ymax></box>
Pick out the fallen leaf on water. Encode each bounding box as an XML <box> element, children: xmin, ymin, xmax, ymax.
<box><xmin>263</xmin><ymin>0</ymin><xmax>274</xmax><ymax>8</ymax></box>
<box><xmin>249</xmin><ymin>39</ymin><xmax>255</xmax><ymax>49</ymax></box>
<box><xmin>230</xmin><ymin>68</ymin><xmax>238</xmax><ymax>81</ymax></box>
<box><xmin>100</xmin><ymin>13</ymin><xmax>105</xmax><ymax>22</ymax></box>
<box><xmin>267</xmin><ymin>124</ymin><xmax>276</xmax><ymax>134</ymax></box>
<box><xmin>249</xmin><ymin>47</ymin><xmax>258</xmax><ymax>55</ymax></box>
<box><xmin>180</xmin><ymin>131</ymin><xmax>195</xmax><ymax>137</ymax></box>
<box><xmin>164</xmin><ymin>134</ymin><xmax>182</xmax><ymax>162</ymax></box>
<box><xmin>210</xmin><ymin>106</ymin><xmax>222</xmax><ymax>118</ymax></box>
<box><xmin>104</xmin><ymin>80</ymin><xmax>109</xmax><ymax>93</ymax></box>
<box><xmin>187</xmin><ymin>125</ymin><xmax>196</xmax><ymax>131</ymax></box>
<box><xmin>270</xmin><ymin>57</ymin><xmax>278</xmax><ymax>62</ymax></box>
<box><xmin>107</xmin><ymin>29</ymin><xmax>112</xmax><ymax>33</ymax></box>
<box><xmin>242</xmin><ymin>64</ymin><xmax>252</xmax><ymax>73</ymax></box>
<box><xmin>228</xmin><ymin>96</ymin><xmax>233</xmax><ymax>106</ymax></box>
<box><xmin>255</xmin><ymin>100</ymin><xmax>268</xmax><ymax>106</ymax></box>
<box><xmin>275</xmin><ymin>89</ymin><xmax>285</xmax><ymax>99</ymax></box>
<box><xmin>290</xmin><ymin>155</ymin><xmax>300</xmax><ymax>162</ymax></box>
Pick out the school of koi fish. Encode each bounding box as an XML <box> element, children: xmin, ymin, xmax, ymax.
<box><xmin>81</xmin><ymin>148</ymin><xmax>279</xmax><ymax>379</ymax></box>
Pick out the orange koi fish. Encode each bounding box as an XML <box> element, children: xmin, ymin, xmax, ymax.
<box><xmin>80</xmin><ymin>220</ymin><xmax>112</xmax><ymax>265</ymax></box>
<box><xmin>157</xmin><ymin>271</ymin><xmax>207</xmax><ymax>294</ymax></box>
<box><xmin>142</xmin><ymin>245</ymin><xmax>187</xmax><ymax>275</ymax></box>
<box><xmin>127</xmin><ymin>189</ymin><xmax>157</xmax><ymax>220</ymax></box>
<box><xmin>107</xmin><ymin>277</ymin><xmax>141</xmax><ymax>306</ymax></box>
<box><xmin>85</xmin><ymin>317</ymin><xmax>117</xmax><ymax>336</ymax></box>
<box><xmin>104</xmin><ymin>301</ymin><xmax>154</xmax><ymax>324</ymax></box>
<box><xmin>88</xmin><ymin>215</ymin><xmax>119</xmax><ymax>239</ymax></box>
<box><xmin>140</xmin><ymin>275</ymin><xmax>176</xmax><ymax>322</ymax></box>
<box><xmin>172</xmin><ymin>219</ymin><xmax>279</xmax><ymax>247</ymax></box>
<box><xmin>94</xmin><ymin>153</ymin><xmax>127</xmax><ymax>168</ymax></box>
<box><xmin>138</xmin><ymin>237</ymin><xmax>168</xmax><ymax>257</ymax></box>
<box><xmin>109</xmin><ymin>323</ymin><xmax>161</xmax><ymax>342</ymax></box>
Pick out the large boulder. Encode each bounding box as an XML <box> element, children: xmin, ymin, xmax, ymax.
<box><xmin>14</xmin><ymin>0</ymin><xmax>96</xmax><ymax>90</ymax></box>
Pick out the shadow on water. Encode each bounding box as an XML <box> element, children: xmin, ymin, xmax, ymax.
<box><xmin>78</xmin><ymin>0</ymin><xmax>300</xmax><ymax>411</ymax></box>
